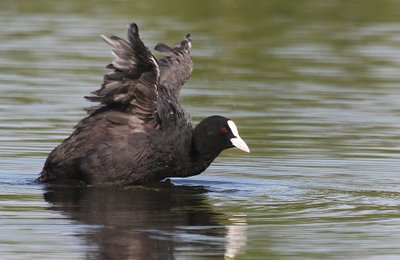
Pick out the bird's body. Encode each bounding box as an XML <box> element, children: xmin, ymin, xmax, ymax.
<box><xmin>39</xmin><ymin>23</ymin><xmax>249</xmax><ymax>186</ymax></box>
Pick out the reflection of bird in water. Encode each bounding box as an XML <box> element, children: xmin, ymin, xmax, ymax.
<box><xmin>225</xmin><ymin>214</ymin><xmax>248</xmax><ymax>259</ymax></box>
<box><xmin>43</xmin><ymin>183</ymin><xmax>226</xmax><ymax>259</ymax></box>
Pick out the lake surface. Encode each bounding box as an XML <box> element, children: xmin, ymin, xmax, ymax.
<box><xmin>1</xmin><ymin>0</ymin><xmax>400</xmax><ymax>259</ymax></box>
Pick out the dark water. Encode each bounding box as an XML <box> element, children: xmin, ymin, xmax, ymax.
<box><xmin>1</xmin><ymin>0</ymin><xmax>400</xmax><ymax>259</ymax></box>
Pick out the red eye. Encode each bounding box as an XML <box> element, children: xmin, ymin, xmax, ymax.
<box><xmin>220</xmin><ymin>127</ymin><xmax>228</xmax><ymax>134</ymax></box>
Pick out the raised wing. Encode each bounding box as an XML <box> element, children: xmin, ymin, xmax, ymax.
<box><xmin>155</xmin><ymin>34</ymin><xmax>192</xmax><ymax>99</ymax></box>
<box><xmin>85</xmin><ymin>23</ymin><xmax>160</xmax><ymax>127</ymax></box>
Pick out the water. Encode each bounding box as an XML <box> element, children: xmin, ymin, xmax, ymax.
<box><xmin>1</xmin><ymin>0</ymin><xmax>400</xmax><ymax>259</ymax></box>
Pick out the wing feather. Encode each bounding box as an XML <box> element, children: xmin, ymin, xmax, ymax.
<box><xmin>85</xmin><ymin>23</ymin><xmax>160</xmax><ymax>127</ymax></box>
<box><xmin>155</xmin><ymin>34</ymin><xmax>192</xmax><ymax>98</ymax></box>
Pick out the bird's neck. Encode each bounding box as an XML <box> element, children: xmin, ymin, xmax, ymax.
<box><xmin>186</xmin><ymin>139</ymin><xmax>222</xmax><ymax>177</ymax></box>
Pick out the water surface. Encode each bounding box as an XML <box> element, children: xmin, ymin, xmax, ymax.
<box><xmin>1</xmin><ymin>0</ymin><xmax>400</xmax><ymax>259</ymax></box>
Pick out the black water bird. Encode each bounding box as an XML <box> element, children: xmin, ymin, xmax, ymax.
<box><xmin>38</xmin><ymin>23</ymin><xmax>249</xmax><ymax>185</ymax></box>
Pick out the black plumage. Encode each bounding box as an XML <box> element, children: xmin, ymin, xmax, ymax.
<box><xmin>38</xmin><ymin>23</ymin><xmax>249</xmax><ymax>186</ymax></box>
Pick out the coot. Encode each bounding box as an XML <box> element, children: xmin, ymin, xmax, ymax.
<box><xmin>38</xmin><ymin>23</ymin><xmax>249</xmax><ymax>185</ymax></box>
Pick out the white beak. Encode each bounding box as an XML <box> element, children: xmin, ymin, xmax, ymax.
<box><xmin>227</xmin><ymin>120</ymin><xmax>250</xmax><ymax>153</ymax></box>
<box><xmin>231</xmin><ymin>137</ymin><xmax>250</xmax><ymax>153</ymax></box>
